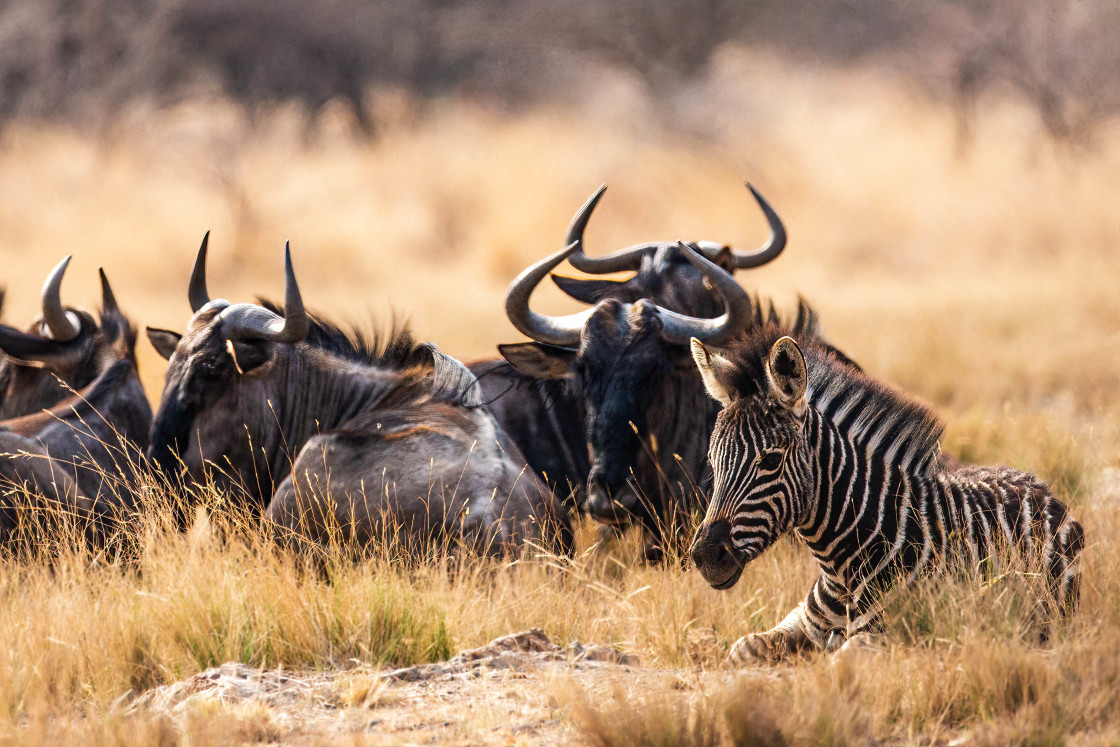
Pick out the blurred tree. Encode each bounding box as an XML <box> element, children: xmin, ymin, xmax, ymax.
<box><xmin>0</xmin><ymin>0</ymin><xmax>1118</xmax><ymax>142</ymax></box>
<box><xmin>930</xmin><ymin>0</ymin><xmax>1120</xmax><ymax>145</ymax></box>
<box><xmin>579</xmin><ymin>0</ymin><xmax>761</xmax><ymax>95</ymax></box>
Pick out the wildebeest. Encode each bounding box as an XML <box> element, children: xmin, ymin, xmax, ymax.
<box><xmin>0</xmin><ymin>258</ymin><xmax>152</xmax><ymax>543</ymax></box>
<box><xmin>495</xmin><ymin>239</ymin><xmax>824</xmax><ymax>562</ymax></box>
<box><xmin>689</xmin><ymin>328</ymin><xmax>1083</xmax><ymax>662</ymax></box>
<box><xmin>0</xmin><ymin>257</ymin><xmax>118</xmax><ymax>418</ymax></box>
<box><xmin>470</xmin><ymin>184</ymin><xmax>788</xmax><ymax>514</ymax></box>
<box><xmin>146</xmin><ymin>236</ymin><xmax>570</xmax><ymax>555</ymax></box>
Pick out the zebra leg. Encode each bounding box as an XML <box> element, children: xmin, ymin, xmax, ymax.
<box><xmin>830</xmin><ymin>631</ymin><xmax>888</xmax><ymax>657</ymax></box>
<box><xmin>727</xmin><ymin>574</ymin><xmax>851</xmax><ymax>665</ymax></box>
<box><xmin>825</xmin><ymin>599</ymin><xmax>887</xmax><ymax>655</ymax></box>
<box><xmin>727</xmin><ymin>604</ymin><xmax>815</xmax><ymax>665</ymax></box>
<box><xmin>1023</xmin><ymin>514</ymin><xmax>1085</xmax><ymax>643</ymax></box>
<box><xmin>1056</xmin><ymin>516</ymin><xmax>1085</xmax><ymax>617</ymax></box>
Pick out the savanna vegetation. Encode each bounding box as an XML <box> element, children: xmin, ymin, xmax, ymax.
<box><xmin>0</xmin><ymin>2</ymin><xmax>1118</xmax><ymax>744</ymax></box>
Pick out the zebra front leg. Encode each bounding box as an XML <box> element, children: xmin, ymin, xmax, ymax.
<box><xmin>727</xmin><ymin>604</ymin><xmax>815</xmax><ymax>665</ymax></box>
<box><xmin>829</xmin><ymin>631</ymin><xmax>888</xmax><ymax>658</ymax></box>
<box><xmin>727</xmin><ymin>574</ymin><xmax>849</xmax><ymax>665</ymax></box>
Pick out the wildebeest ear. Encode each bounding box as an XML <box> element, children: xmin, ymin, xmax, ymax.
<box><xmin>227</xmin><ymin>340</ymin><xmax>272</xmax><ymax>374</ymax></box>
<box><xmin>766</xmin><ymin>336</ymin><xmax>807</xmax><ymax>416</ymax></box>
<box><xmin>146</xmin><ymin>327</ymin><xmax>182</xmax><ymax>360</ymax></box>
<box><xmin>690</xmin><ymin>338</ymin><xmax>734</xmax><ymax>406</ymax></box>
<box><xmin>498</xmin><ymin>342</ymin><xmax>576</xmax><ymax>379</ymax></box>
<box><xmin>418</xmin><ymin>342</ymin><xmax>484</xmax><ymax>407</ymax></box>
<box><xmin>550</xmin><ymin>274</ymin><xmax>640</xmax><ymax>305</ymax></box>
<box><xmin>711</xmin><ymin>246</ymin><xmax>736</xmax><ymax>275</ymax></box>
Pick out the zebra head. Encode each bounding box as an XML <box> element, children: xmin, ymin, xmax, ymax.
<box><xmin>688</xmin><ymin>334</ymin><xmax>812</xmax><ymax>590</ymax></box>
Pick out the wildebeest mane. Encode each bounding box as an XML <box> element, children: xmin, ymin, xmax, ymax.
<box><xmin>257</xmin><ymin>299</ymin><xmax>480</xmax><ymax>409</ymax></box>
<box><xmin>258</xmin><ymin>299</ymin><xmax>429</xmax><ymax>370</ymax></box>
<box><xmin>97</xmin><ymin>303</ymin><xmax>140</xmax><ymax>365</ymax></box>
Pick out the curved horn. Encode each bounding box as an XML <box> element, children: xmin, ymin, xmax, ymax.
<box><xmin>505</xmin><ymin>242</ymin><xmax>593</xmax><ymax>348</ymax></box>
<box><xmin>222</xmin><ymin>242</ymin><xmax>310</xmax><ymax>344</ymax></box>
<box><xmin>188</xmin><ymin>231</ymin><xmax>211</xmax><ymax>313</ymax></box>
<box><xmin>565</xmin><ymin>185</ymin><xmax>654</xmax><ymax>275</ymax></box>
<box><xmin>656</xmin><ymin>243</ymin><xmax>753</xmax><ymax>347</ymax></box>
<box><xmin>0</xmin><ymin>324</ymin><xmax>65</xmax><ymax>360</ymax></box>
<box><xmin>731</xmin><ymin>184</ymin><xmax>787</xmax><ymax>269</ymax></box>
<box><xmin>98</xmin><ymin>268</ymin><xmax>118</xmax><ymax>315</ymax></box>
<box><xmin>41</xmin><ymin>256</ymin><xmax>80</xmax><ymax>342</ymax></box>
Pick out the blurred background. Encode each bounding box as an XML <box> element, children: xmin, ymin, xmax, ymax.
<box><xmin>0</xmin><ymin>0</ymin><xmax>1117</xmax><ymax>469</ymax></box>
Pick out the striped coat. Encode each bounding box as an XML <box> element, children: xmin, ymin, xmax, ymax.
<box><xmin>689</xmin><ymin>327</ymin><xmax>1084</xmax><ymax>662</ymax></box>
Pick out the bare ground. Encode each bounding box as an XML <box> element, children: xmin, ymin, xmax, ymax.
<box><xmin>119</xmin><ymin>629</ymin><xmax>664</xmax><ymax>746</ymax></box>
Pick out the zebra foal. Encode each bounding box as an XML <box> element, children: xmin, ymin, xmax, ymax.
<box><xmin>688</xmin><ymin>326</ymin><xmax>1084</xmax><ymax>664</ymax></box>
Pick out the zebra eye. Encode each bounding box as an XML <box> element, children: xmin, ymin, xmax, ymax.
<box><xmin>758</xmin><ymin>451</ymin><xmax>783</xmax><ymax>471</ymax></box>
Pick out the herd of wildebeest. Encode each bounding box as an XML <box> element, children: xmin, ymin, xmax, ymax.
<box><xmin>0</xmin><ymin>184</ymin><xmax>1084</xmax><ymax>662</ymax></box>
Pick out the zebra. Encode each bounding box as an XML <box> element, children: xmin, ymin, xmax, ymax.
<box><xmin>688</xmin><ymin>325</ymin><xmax>1085</xmax><ymax>663</ymax></box>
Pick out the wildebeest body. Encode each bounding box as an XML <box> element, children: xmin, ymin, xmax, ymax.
<box><xmin>267</xmin><ymin>399</ymin><xmax>560</xmax><ymax>552</ymax></box>
<box><xmin>147</xmin><ymin>241</ymin><xmax>571</xmax><ymax>555</ymax></box>
<box><xmin>468</xmin><ymin>359</ymin><xmax>589</xmax><ymax>506</ymax></box>
<box><xmin>0</xmin><ymin>261</ymin><xmax>152</xmax><ymax>543</ymax></box>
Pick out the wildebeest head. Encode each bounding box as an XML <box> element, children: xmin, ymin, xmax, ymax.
<box><xmin>145</xmin><ymin>233</ymin><xmax>314</xmax><ymax>505</ymax></box>
<box><xmin>0</xmin><ymin>257</ymin><xmax>136</xmax><ymax>419</ymax></box>
<box><xmin>499</xmin><ymin>241</ymin><xmax>753</xmax><ymax>529</ymax></box>
<box><xmin>550</xmin><ymin>183</ymin><xmax>785</xmax><ymax>311</ymax></box>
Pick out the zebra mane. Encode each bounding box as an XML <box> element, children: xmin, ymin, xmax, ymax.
<box><xmin>720</xmin><ymin>324</ymin><xmax>945</xmax><ymax>478</ymax></box>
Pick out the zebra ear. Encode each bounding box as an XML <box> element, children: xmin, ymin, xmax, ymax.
<box><xmin>766</xmin><ymin>336</ymin><xmax>807</xmax><ymax>416</ymax></box>
<box><xmin>691</xmin><ymin>338</ymin><xmax>733</xmax><ymax>406</ymax></box>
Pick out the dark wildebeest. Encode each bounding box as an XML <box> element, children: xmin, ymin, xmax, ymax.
<box><xmin>0</xmin><ymin>257</ymin><xmax>125</xmax><ymax>417</ymax></box>
<box><xmin>470</xmin><ymin>184</ymin><xmax>787</xmax><ymax>513</ymax></box>
<box><xmin>474</xmin><ymin>185</ymin><xmax>809</xmax><ymax>560</ymax></box>
<box><xmin>0</xmin><ymin>258</ymin><xmax>152</xmax><ymax>543</ymax></box>
<box><xmin>146</xmin><ymin>236</ymin><xmax>570</xmax><ymax>555</ymax></box>
<box><xmin>497</xmin><ymin>240</ymin><xmax>827</xmax><ymax>563</ymax></box>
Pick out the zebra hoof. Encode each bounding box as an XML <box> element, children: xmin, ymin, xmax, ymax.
<box><xmin>832</xmin><ymin>633</ymin><xmax>887</xmax><ymax>660</ymax></box>
<box><xmin>822</xmin><ymin>629</ymin><xmax>847</xmax><ymax>653</ymax></box>
<box><xmin>727</xmin><ymin>632</ymin><xmax>787</xmax><ymax>665</ymax></box>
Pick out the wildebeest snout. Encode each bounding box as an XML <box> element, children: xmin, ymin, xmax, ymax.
<box><xmin>585</xmin><ymin>470</ymin><xmax>638</xmax><ymax>523</ymax></box>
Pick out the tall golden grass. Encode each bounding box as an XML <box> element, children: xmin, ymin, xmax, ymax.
<box><xmin>0</xmin><ymin>52</ymin><xmax>1117</xmax><ymax>743</ymax></box>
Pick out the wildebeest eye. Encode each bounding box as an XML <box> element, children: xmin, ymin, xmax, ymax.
<box><xmin>197</xmin><ymin>359</ymin><xmax>222</xmax><ymax>378</ymax></box>
<box><xmin>758</xmin><ymin>451</ymin><xmax>783</xmax><ymax>471</ymax></box>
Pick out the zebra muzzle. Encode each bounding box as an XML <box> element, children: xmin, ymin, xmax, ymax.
<box><xmin>690</xmin><ymin>519</ymin><xmax>747</xmax><ymax>590</ymax></box>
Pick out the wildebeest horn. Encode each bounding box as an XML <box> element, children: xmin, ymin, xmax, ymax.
<box><xmin>0</xmin><ymin>324</ymin><xmax>67</xmax><ymax>361</ymax></box>
<box><xmin>565</xmin><ymin>184</ymin><xmax>645</xmax><ymax>274</ymax></box>
<box><xmin>654</xmin><ymin>243</ymin><xmax>753</xmax><ymax>346</ymax></box>
<box><xmin>41</xmin><ymin>256</ymin><xmax>80</xmax><ymax>342</ymax></box>
<box><xmin>505</xmin><ymin>242</ymin><xmax>593</xmax><ymax>348</ymax></box>
<box><xmin>222</xmin><ymin>242</ymin><xmax>310</xmax><ymax>344</ymax></box>
<box><xmin>188</xmin><ymin>231</ymin><xmax>211</xmax><ymax>313</ymax></box>
<box><xmin>565</xmin><ymin>184</ymin><xmax>667</xmax><ymax>274</ymax></box>
<box><xmin>565</xmin><ymin>183</ymin><xmax>787</xmax><ymax>274</ymax></box>
<box><xmin>733</xmin><ymin>183</ymin><xmax>786</xmax><ymax>269</ymax></box>
<box><xmin>98</xmin><ymin>268</ymin><xmax>118</xmax><ymax>314</ymax></box>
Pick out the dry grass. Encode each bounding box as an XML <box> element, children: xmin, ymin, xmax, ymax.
<box><xmin>0</xmin><ymin>51</ymin><xmax>1117</xmax><ymax>744</ymax></box>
